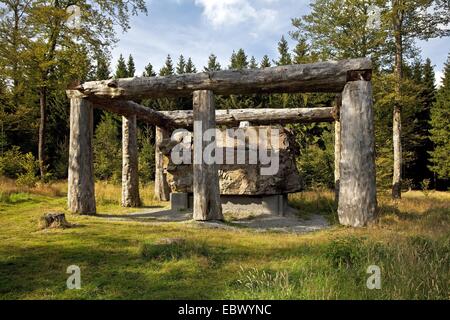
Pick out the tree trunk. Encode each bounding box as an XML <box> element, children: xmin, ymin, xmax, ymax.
<box><xmin>392</xmin><ymin>3</ymin><xmax>403</xmax><ymax>199</ymax></box>
<box><xmin>122</xmin><ymin>115</ymin><xmax>140</xmax><ymax>207</ymax></box>
<box><xmin>78</xmin><ymin>58</ymin><xmax>372</xmax><ymax>99</ymax></box>
<box><xmin>334</xmin><ymin>94</ymin><xmax>342</xmax><ymax>205</ymax></box>
<box><xmin>154</xmin><ymin>126</ymin><xmax>171</xmax><ymax>201</ymax></box>
<box><xmin>38</xmin><ymin>87</ymin><xmax>47</xmax><ymax>179</ymax></box>
<box><xmin>67</xmin><ymin>95</ymin><xmax>96</xmax><ymax>214</ymax></box>
<box><xmin>338</xmin><ymin>80</ymin><xmax>377</xmax><ymax>227</ymax></box>
<box><xmin>192</xmin><ymin>90</ymin><xmax>223</xmax><ymax>221</ymax></box>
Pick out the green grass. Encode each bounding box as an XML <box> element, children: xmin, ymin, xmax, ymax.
<box><xmin>0</xmin><ymin>179</ymin><xmax>449</xmax><ymax>300</ymax></box>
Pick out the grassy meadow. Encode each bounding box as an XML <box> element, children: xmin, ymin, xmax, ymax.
<box><xmin>0</xmin><ymin>177</ymin><xmax>448</xmax><ymax>300</ymax></box>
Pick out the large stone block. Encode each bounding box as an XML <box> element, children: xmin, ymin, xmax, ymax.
<box><xmin>164</xmin><ymin>126</ymin><xmax>303</xmax><ymax>195</ymax></box>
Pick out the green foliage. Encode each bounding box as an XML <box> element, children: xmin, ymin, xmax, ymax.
<box><xmin>204</xmin><ymin>54</ymin><xmax>221</xmax><ymax>72</ymax></box>
<box><xmin>185</xmin><ymin>57</ymin><xmax>197</xmax><ymax>73</ymax></box>
<box><xmin>429</xmin><ymin>55</ymin><xmax>450</xmax><ymax>180</ymax></box>
<box><xmin>325</xmin><ymin>237</ymin><xmax>364</xmax><ymax>269</ymax></box>
<box><xmin>93</xmin><ymin>113</ymin><xmax>121</xmax><ymax>182</ymax></box>
<box><xmin>235</xmin><ymin>267</ymin><xmax>294</xmax><ymax>299</ymax></box>
<box><xmin>230</xmin><ymin>49</ymin><xmax>248</xmax><ymax>70</ymax></box>
<box><xmin>0</xmin><ymin>146</ymin><xmax>39</xmax><ymax>187</ymax></box>
<box><xmin>127</xmin><ymin>55</ymin><xmax>136</xmax><ymax>77</ymax></box>
<box><xmin>295</xmin><ymin>124</ymin><xmax>335</xmax><ymax>189</ymax></box>
<box><xmin>16</xmin><ymin>152</ymin><xmax>39</xmax><ymax>187</ymax></box>
<box><xmin>138</xmin><ymin>126</ymin><xmax>155</xmax><ymax>184</ymax></box>
<box><xmin>275</xmin><ymin>35</ymin><xmax>291</xmax><ymax>66</ymax></box>
<box><xmin>115</xmin><ymin>54</ymin><xmax>128</xmax><ymax>78</ymax></box>
<box><xmin>260</xmin><ymin>55</ymin><xmax>271</xmax><ymax>68</ymax></box>
<box><xmin>143</xmin><ymin>62</ymin><xmax>156</xmax><ymax>77</ymax></box>
<box><xmin>159</xmin><ymin>55</ymin><xmax>174</xmax><ymax>76</ymax></box>
<box><xmin>176</xmin><ymin>55</ymin><xmax>186</xmax><ymax>74</ymax></box>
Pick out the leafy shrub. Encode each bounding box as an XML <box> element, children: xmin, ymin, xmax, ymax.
<box><xmin>0</xmin><ymin>146</ymin><xmax>25</xmax><ymax>178</ymax></box>
<box><xmin>16</xmin><ymin>152</ymin><xmax>39</xmax><ymax>187</ymax></box>
<box><xmin>0</xmin><ymin>146</ymin><xmax>39</xmax><ymax>187</ymax></box>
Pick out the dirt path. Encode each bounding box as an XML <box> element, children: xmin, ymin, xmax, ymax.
<box><xmin>95</xmin><ymin>207</ymin><xmax>330</xmax><ymax>234</ymax></box>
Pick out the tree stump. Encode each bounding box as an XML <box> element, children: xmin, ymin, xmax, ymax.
<box><xmin>39</xmin><ymin>213</ymin><xmax>72</xmax><ymax>229</ymax></box>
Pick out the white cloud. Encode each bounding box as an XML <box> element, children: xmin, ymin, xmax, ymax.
<box><xmin>194</xmin><ymin>0</ymin><xmax>277</xmax><ymax>28</ymax></box>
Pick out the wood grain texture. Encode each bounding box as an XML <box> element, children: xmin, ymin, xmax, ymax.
<box><xmin>192</xmin><ymin>90</ymin><xmax>223</xmax><ymax>221</ymax></box>
<box><xmin>68</xmin><ymin>97</ymin><xmax>96</xmax><ymax>214</ymax></box>
<box><xmin>77</xmin><ymin>58</ymin><xmax>372</xmax><ymax>99</ymax></box>
<box><xmin>122</xmin><ymin>115</ymin><xmax>141</xmax><ymax>207</ymax></box>
<box><xmin>338</xmin><ymin>81</ymin><xmax>377</xmax><ymax>227</ymax></box>
<box><xmin>154</xmin><ymin>126</ymin><xmax>171</xmax><ymax>201</ymax></box>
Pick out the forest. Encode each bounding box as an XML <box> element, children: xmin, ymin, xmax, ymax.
<box><xmin>0</xmin><ymin>0</ymin><xmax>449</xmax><ymax>195</ymax></box>
<box><xmin>0</xmin><ymin>0</ymin><xmax>449</xmax><ymax>301</ymax></box>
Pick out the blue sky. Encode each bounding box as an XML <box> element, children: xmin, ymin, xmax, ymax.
<box><xmin>111</xmin><ymin>0</ymin><xmax>449</xmax><ymax>85</ymax></box>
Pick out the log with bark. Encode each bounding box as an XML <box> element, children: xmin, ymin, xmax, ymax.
<box><xmin>76</xmin><ymin>58</ymin><xmax>372</xmax><ymax>100</ymax></box>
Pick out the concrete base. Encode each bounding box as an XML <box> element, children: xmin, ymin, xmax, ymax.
<box><xmin>170</xmin><ymin>193</ymin><xmax>296</xmax><ymax>216</ymax></box>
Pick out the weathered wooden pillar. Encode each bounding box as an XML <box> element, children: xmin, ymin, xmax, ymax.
<box><xmin>122</xmin><ymin>115</ymin><xmax>140</xmax><ymax>207</ymax></box>
<box><xmin>338</xmin><ymin>80</ymin><xmax>377</xmax><ymax>227</ymax></box>
<box><xmin>67</xmin><ymin>94</ymin><xmax>96</xmax><ymax>214</ymax></box>
<box><xmin>334</xmin><ymin>94</ymin><xmax>341</xmax><ymax>205</ymax></box>
<box><xmin>154</xmin><ymin>126</ymin><xmax>171</xmax><ymax>201</ymax></box>
<box><xmin>193</xmin><ymin>90</ymin><xmax>223</xmax><ymax>221</ymax></box>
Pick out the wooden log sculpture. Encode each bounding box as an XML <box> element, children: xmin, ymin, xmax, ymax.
<box><xmin>122</xmin><ymin>114</ymin><xmax>140</xmax><ymax>207</ymax></box>
<box><xmin>192</xmin><ymin>90</ymin><xmax>223</xmax><ymax>221</ymax></box>
<box><xmin>67</xmin><ymin>94</ymin><xmax>96</xmax><ymax>214</ymax></box>
<box><xmin>338</xmin><ymin>80</ymin><xmax>377</xmax><ymax>226</ymax></box>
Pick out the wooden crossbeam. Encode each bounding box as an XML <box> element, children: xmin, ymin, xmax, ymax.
<box><xmin>76</xmin><ymin>58</ymin><xmax>371</xmax><ymax>99</ymax></box>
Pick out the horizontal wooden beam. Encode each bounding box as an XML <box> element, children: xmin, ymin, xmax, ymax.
<box><xmin>76</xmin><ymin>58</ymin><xmax>371</xmax><ymax>99</ymax></box>
<box><xmin>160</xmin><ymin>107</ymin><xmax>334</xmax><ymax>127</ymax></box>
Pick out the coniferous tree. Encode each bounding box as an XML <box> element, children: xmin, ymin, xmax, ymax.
<box><xmin>260</xmin><ymin>55</ymin><xmax>271</xmax><ymax>68</ymax></box>
<box><xmin>176</xmin><ymin>55</ymin><xmax>186</xmax><ymax>74</ymax></box>
<box><xmin>249</xmin><ymin>56</ymin><xmax>258</xmax><ymax>69</ymax></box>
<box><xmin>230</xmin><ymin>49</ymin><xmax>248</xmax><ymax>69</ymax></box>
<box><xmin>185</xmin><ymin>57</ymin><xmax>197</xmax><ymax>73</ymax></box>
<box><xmin>204</xmin><ymin>54</ymin><xmax>221</xmax><ymax>71</ymax></box>
<box><xmin>115</xmin><ymin>54</ymin><xmax>128</xmax><ymax>78</ymax></box>
<box><xmin>96</xmin><ymin>55</ymin><xmax>111</xmax><ymax>80</ymax></box>
<box><xmin>143</xmin><ymin>63</ymin><xmax>156</xmax><ymax>77</ymax></box>
<box><xmin>413</xmin><ymin>58</ymin><xmax>436</xmax><ymax>184</ymax></box>
<box><xmin>127</xmin><ymin>55</ymin><xmax>136</xmax><ymax>77</ymax></box>
<box><xmin>429</xmin><ymin>55</ymin><xmax>450</xmax><ymax>181</ymax></box>
<box><xmin>276</xmin><ymin>36</ymin><xmax>292</xmax><ymax>66</ymax></box>
<box><xmin>159</xmin><ymin>55</ymin><xmax>174</xmax><ymax>76</ymax></box>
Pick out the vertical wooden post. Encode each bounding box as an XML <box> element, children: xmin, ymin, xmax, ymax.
<box><xmin>193</xmin><ymin>90</ymin><xmax>223</xmax><ymax>221</ymax></box>
<box><xmin>67</xmin><ymin>94</ymin><xmax>96</xmax><ymax>214</ymax></box>
<box><xmin>154</xmin><ymin>126</ymin><xmax>171</xmax><ymax>201</ymax></box>
<box><xmin>334</xmin><ymin>94</ymin><xmax>341</xmax><ymax>205</ymax></box>
<box><xmin>122</xmin><ymin>115</ymin><xmax>140</xmax><ymax>207</ymax></box>
<box><xmin>338</xmin><ymin>80</ymin><xmax>377</xmax><ymax>227</ymax></box>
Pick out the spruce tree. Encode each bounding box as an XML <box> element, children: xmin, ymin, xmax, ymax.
<box><xmin>96</xmin><ymin>55</ymin><xmax>111</xmax><ymax>80</ymax></box>
<box><xmin>249</xmin><ymin>56</ymin><xmax>258</xmax><ymax>69</ymax></box>
<box><xmin>143</xmin><ymin>62</ymin><xmax>156</xmax><ymax>77</ymax></box>
<box><xmin>159</xmin><ymin>55</ymin><xmax>174</xmax><ymax>76</ymax></box>
<box><xmin>185</xmin><ymin>57</ymin><xmax>197</xmax><ymax>73</ymax></box>
<box><xmin>176</xmin><ymin>55</ymin><xmax>186</xmax><ymax>74</ymax></box>
<box><xmin>429</xmin><ymin>54</ymin><xmax>450</xmax><ymax>180</ymax></box>
<box><xmin>230</xmin><ymin>49</ymin><xmax>248</xmax><ymax>69</ymax></box>
<box><xmin>127</xmin><ymin>54</ymin><xmax>136</xmax><ymax>77</ymax></box>
<box><xmin>260</xmin><ymin>55</ymin><xmax>271</xmax><ymax>68</ymax></box>
<box><xmin>204</xmin><ymin>54</ymin><xmax>221</xmax><ymax>71</ymax></box>
<box><xmin>276</xmin><ymin>36</ymin><xmax>291</xmax><ymax>66</ymax></box>
<box><xmin>115</xmin><ymin>54</ymin><xmax>128</xmax><ymax>78</ymax></box>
